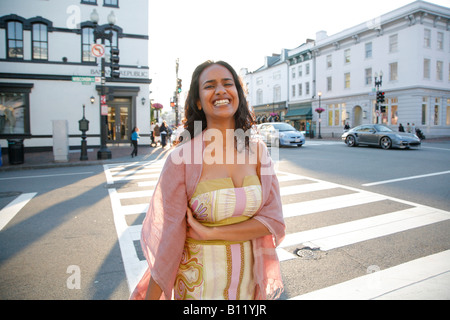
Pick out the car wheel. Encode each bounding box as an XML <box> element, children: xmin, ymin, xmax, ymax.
<box><xmin>380</xmin><ymin>136</ymin><xmax>392</xmax><ymax>149</ymax></box>
<box><xmin>346</xmin><ymin>135</ymin><xmax>356</xmax><ymax>147</ymax></box>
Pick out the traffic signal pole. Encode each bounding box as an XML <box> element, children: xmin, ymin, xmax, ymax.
<box><xmin>374</xmin><ymin>73</ymin><xmax>383</xmax><ymax>125</ymax></box>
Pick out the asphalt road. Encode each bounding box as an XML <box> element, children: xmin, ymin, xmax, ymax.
<box><xmin>0</xmin><ymin>139</ymin><xmax>449</xmax><ymax>300</ymax></box>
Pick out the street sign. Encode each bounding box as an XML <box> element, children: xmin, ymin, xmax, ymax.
<box><xmin>101</xmin><ymin>105</ymin><xmax>108</xmax><ymax>116</ymax></box>
<box><xmin>101</xmin><ymin>95</ymin><xmax>106</xmax><ymax>104</ymax></box>
<box><xmin>91</xmin><ymin>44</ymin><xmax>105</xmax><ymax>58</ymax></box>
<box><xmin>72</xmin><ymin>76</ymin><xmax>101</xmax><ymax>85</ymax></box>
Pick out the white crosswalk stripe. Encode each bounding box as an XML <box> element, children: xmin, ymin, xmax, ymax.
<box><xmin>104</xmin><ymin>161</ymin><xmax>450</xmax><ymax>298</ymax></box>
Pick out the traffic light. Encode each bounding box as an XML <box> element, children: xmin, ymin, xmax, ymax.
<box><xmin>110</xmin><ymin>48</ymin><xmax>120</xmax><ymax>78</ymax></box>
<box><xmin>380</xmin><ymin>91</ymin><xmax>385</xmax><ymax>104</ymax></box>
<box><xmin>177</xmin><ymin>78</ymin><xmax>182</xmax><ymax>93</ymax></box>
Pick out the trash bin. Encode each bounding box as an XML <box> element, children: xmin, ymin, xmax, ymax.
<box><xmin>8</xmin><ymin>139</ymin><xmax>24</xmax><ymax>165</ymax></box>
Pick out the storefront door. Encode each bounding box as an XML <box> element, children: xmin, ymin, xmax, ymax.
<box><xmin>107</xmin><ymin>97</ymin><xmax>131</xmax><ymax>143</ymax></box>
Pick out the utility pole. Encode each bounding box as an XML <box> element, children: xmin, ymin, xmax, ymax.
<box><xmin>175</xmin><ymin>58</ymin><xmax>181</xmax><ymax>127</ymax></box>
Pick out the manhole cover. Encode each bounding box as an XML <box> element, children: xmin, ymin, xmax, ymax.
<box><xmin>295</xmin><ymin>246</ymin><xmax>322</xmax><ymax>260</ymax></box>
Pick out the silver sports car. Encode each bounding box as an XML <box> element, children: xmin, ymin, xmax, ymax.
<box><xmin>342</xmin><ymin>124</ymin><xmax>421</xmax><ymax>150</ymax></box>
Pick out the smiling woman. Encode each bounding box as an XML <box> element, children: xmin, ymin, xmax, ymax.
<box><xmin>131</xmin><ymin>60</ymin><xmax>285</xmax><ymax>301</ymax></box>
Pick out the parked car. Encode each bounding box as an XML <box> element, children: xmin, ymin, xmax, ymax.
<box><xmin>342</xmin><ymin>124</ymin><xmax>421</xmax><ymax>150</ymax></box>
<box><xmin>258</xmin><ymin>122</ymin><xmax>305</xmax><ymax>147</ymax></box>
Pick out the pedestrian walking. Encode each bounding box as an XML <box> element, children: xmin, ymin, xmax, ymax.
<box><xmin>130</xmin><ymin>60</ymin><xmax>285</xmax><ymax>300</ymax></box>
<box><xmin>130</xmin><ymin>127</ymin><xmax>140</xmax><ymax>158</ymax></box>
<box><xmin>406</xmin><ymin>122</ymin><xmax>411</xmax><ymax>133</ymax></box>
<box><xmin>398</xmin><ymin>123</ymin><xmax>405</xmax><ymax>132</ymax></box>
<box><xmin>160</xmin><ymin>120</ymin><xmax>168</xmax><ymax>148</ymax></box>
<box><xmin>150</xmin><ymin>121</ymin><xmax>155</xmax><ymax>146</ymax></box>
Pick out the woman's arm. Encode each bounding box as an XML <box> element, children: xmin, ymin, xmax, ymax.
<box><xmin>186</xmin><ymin>207</ymin><xmax>271</xmax><ymax>242</ymax></box>
<box><xmin>145</xmin><ymin>276</ymin><xmax>163</xmax><ymax>300</ymax></box>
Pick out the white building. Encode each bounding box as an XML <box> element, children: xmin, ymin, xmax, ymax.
<box><xmin>245</xmin><ymin>0</ymin><xmax>450</xmax><ymax>138</ymax></box>
<box><xmin>0</xmin><ymin>0</ymin><xmax>151</xmax><ymax>155</ymax></box>
<box><xmin>242</xmin><ymin>49</ymin><xmax>289</xmax><ymax>123</ymax></box>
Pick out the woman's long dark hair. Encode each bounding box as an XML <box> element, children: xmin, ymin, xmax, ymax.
<box><xmin>183</xmin><ymin>60</ymin><xmax>255</xmax><ymax>143</ymax></box>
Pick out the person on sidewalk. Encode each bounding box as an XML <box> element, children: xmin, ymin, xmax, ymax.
<box><xmin>131</xmin><ymin>127</ymin><xmax>140</xmax><ymax>158</ymax></box>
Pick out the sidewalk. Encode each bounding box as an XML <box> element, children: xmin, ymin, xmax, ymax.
<box><xmin>0</xmin><ymin>144</ymin><xmax>173</xmax><ymax>172</ymax></box>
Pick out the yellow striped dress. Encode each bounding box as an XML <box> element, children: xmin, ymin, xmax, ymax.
<box><xmin>174</xmin><ymin>175</ymin><xmax>262</xmax><ymax>300</ymax></box>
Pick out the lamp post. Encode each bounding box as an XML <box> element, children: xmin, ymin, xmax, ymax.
<box><xmin>315</xmin><ymin>91</ymin><xmax>324</xmax><ymax>139</ymax></box>
<box><xmin>79</xmin><ymin>104</ymin><xmax>89</xmax><ymax>161</ymax></box>
<box><xmin>374</xmin><ymin>71</ymin><xmax>383</xmax><ymax>124</ymax></box>
<box><xmin>91</xmin><ymin>9</ymin><xmax>115</xmax><ymax>160</ymax></box>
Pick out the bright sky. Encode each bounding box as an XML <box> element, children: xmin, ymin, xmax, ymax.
<box><xmin>148</xmin><ymin>0</ymin><xmax>450</xmax><ymax>108</ymax></box>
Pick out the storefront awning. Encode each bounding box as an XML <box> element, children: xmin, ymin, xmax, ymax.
<box><xmin>285</xmin><ymin>105</ymin><xmax>312</xmax><ymax>119</ymax></box>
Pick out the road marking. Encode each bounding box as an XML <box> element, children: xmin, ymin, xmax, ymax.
<box><xmin>0</xmin><ymin>193</ymin><xmax>37</xmax><ymax>231</ymax></box>
<box><xmin>290</xmin><ymin>250</ymin><xmax>450</xmax><ymax>300</ymax></box>
<box><xmin>280</xmin><ymin>206</ymin><xmax>450</xmax><ymax>251</ymax></box>
<box><xmin>108</xmin><ymin>188</ymin><xmax>147</xmax><ymax>293</ymax></box>
<box><xmin>0</xmin><ymin>172</ymin><xmax>94</xmax><ymax>181</ymax></box>
<box><xmin>362</xmin><ymin>170</ymin><xmax>450</xmax><ymax>187</ymax></box>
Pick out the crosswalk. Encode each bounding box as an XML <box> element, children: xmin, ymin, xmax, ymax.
<box><xmin>103</xmin><ymin>160</ymin><xmax>450</xmax><ymax>299</ymax></box>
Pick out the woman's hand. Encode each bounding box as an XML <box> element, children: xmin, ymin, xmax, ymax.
<box><xmin>186</xmin><ymin>207</ymin><xmax>212</xmax><ymax>241</ymax></box>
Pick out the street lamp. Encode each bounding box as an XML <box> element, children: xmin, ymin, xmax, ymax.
<box><xmin>316</xmin><ymin>91</ymin><xmax>323</xmax><ymax>139</ymax></box>
<box><xmin>91</xmin><ymin>9</ymin><xmax>116</xmax><ymax>160</ymax></box>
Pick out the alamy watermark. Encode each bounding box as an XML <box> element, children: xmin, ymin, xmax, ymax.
<box><xmin>170</xmin><ymin>121</ymin><xmax>279</xmax><ymax>175</ymax></box>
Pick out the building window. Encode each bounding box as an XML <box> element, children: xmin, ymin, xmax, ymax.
<box><xmin>256</xmin><ymin>77</ymin><xmax>263</xmax><ymax>85</ymax></box>
<box><xmin>424</xmin><ymin>58</ymin><xmax>430</xmax><ymax>79</ymax></box>
<box><xmin>291</xmin><ymin>68</ymin><xmax>296</xmax><ymax>79</ymax></box>
<box><xmin>32</xmin><ymin>23</ymin><xmax>48</xmax><ymax>60</ymax></box>
<box><xmin>389</xmin><ymin>62</ymin><xmax>398</xmax><ymax>81</ymax></box>
<box><xmin>298</xmin><ymin>83</ymin><xmax>302</xmax><ymax>96</ymax></box>
<box><xmin>273</xmin><ymin>85</ymin><xmax>281</xmax><ymax>102</ymax></box>
<box><xmin>305</xmin><ymin>82</ymin><xmax>310</xmax><ymax>95</ymax></box>
<box><xmin>344</xmin><ymin>72</ymin><xmax>350</xmax><ymax>89</ymax></box>
<box><xmin>82</xmin><ymin>27</ymin><xmax>95</xmax><ymax>62</ymax></box>
<box><xmin>436</xmin><ymin>61</ymin><xmax>443</xmax><ymax>81</ymax></box>
<box><xmin>0</xmin><ymin>84</ymin><xmax>33</xmax><ymax>136</ymax></box>
<box><xmin>298</xmin><ymin>65</ymin><xmax>302</xmax><ymax>77</ymax></box>
<box><xmin>273</xmin><ymin>71</ymin><xmax>281</xmax><ymax>80</ymax></box>
<box><xmin>422</xmin><ymin>97</ymin><xmax>427</xmax><ymax>125</ymax></box>
<box><xmin>256</xmin><ymin>89</ymin><xmax>263</xmax><ymax>105</ymax></box>
<box><xmin>389</xmin><ymin>34</ymin><xmax>398</xmax><ymax>53</ymax></box>
<box><xmin>446</xmin><ymin>99</ymin><xmax>450</xmax><ymax>126</ymax></box>
<box><xmin>437</xmin><ymin>32</ymin><xmax>444</xmax><ymax>50</ymax></box>
<box><xmin>327</xmin><ymin>77</ymin><xmax>332</xmax><ymax>92</ymax></box>
<box><xmin>365</xmin><ymin>68</ymin><xmax>372</xmax><ymax>85</ymax></box>
<box><xmin>305</xmin><ymin>63</ymin><xmax>310</xmax><ymax>75</ymax></box>
<box><xmin>81</xmin><ymin>0</ymin><xmax>97</xmax><ymax>4</ymax></box>
<box><xmin>344</xmin><ymin>49</ymin><xmax>351</xmax><ymax>64</ymax></box>
<box><xmin>104</xmin><ymin>0</ymin><xmax>119</xmax><ymax>7</ymax></box>
<box><xmin>7</xmin><ymin>21</ymin><xmax>23</xmax><ymax>59</ymax></box>
<box><xmin>390</xmin><ymin>98</ymin><xmax>398</xmax><ymax>125</ymax></box>
<box><xmin>291</xmin><ymin>85</ymin><xmax>296</xmax><ymax>97</ymax></box>
<box><xmin>434</xmin><ymin>98</ymin><xmax>440</xmax><ymax>126</ymax></box>
<box><xmin>326</xmin><ymin>54</ymin><xmax>332</xmax><ymax>69</ymax></box>
<box><xmin>424</xmin><ymin>29</ymin><xmax>431</xmax><ymax>48</ymax></box>
<box><xmin>365</xmin><ymin>42</ymin><xmax>372</xmax><ymax>59</ymax></box>
<box><xmin>104</xmin><ymin>28</ymin><xmax>118</xmax><ymax>63</ymax></box>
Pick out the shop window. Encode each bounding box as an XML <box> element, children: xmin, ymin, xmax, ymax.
<box><xmin>0</xmin><ymin>84</ymin><xmax>33</xmax><ymax>137</ymax></box>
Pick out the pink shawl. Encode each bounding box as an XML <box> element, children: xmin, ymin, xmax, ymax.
<box><xmin>130</xmin><ymin>133</ymin><xmax>285</xmax><ymax>300</ymax></box>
